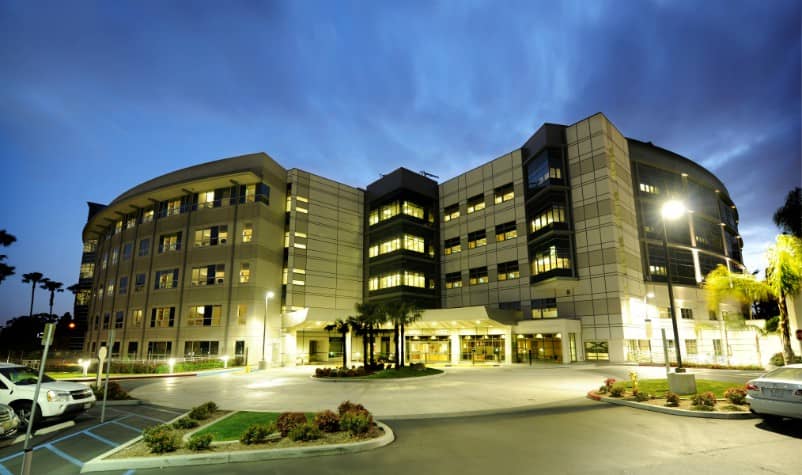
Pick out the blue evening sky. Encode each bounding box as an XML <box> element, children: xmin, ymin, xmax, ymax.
<box><xmin>0</xmin><ymin>0</ymin><xmax>799</xmax><ymax>323</ymax></box>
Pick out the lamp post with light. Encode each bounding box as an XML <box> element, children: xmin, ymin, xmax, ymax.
<box><xmin>259</xmin><ymin>291</ymin><xmax>275</xmax><ymax>370</ymax></box>
<box><xmin>661</xmin><ymin>200</ymin><xmax>686</xmax><ymax>373</ymax></box>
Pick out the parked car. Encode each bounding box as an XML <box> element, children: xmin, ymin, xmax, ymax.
<box><xmin>0</xmin><ymin>363</ymin><xmax>96</xmax><ymax>426</ymax></box>
<box><xmin>0</xmin><ymin>403</ymin><xmax>20</xmax><ymax>439</ymax></box>
<box><xmin>746</xmin><ymin>363</ymin><xmax>802</xmax><ymax>420</ymax></box>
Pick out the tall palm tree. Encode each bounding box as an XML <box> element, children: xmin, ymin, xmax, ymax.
<box><xmin>772</xmin><ymin>187</ymin><xmax>802</xmax><ymax>238</ymax></box>
<box><xmin>765</xmin><ymin>234</ymin><xmax>802</xmax><ymax>364</ymax></box>
<box><xmin>346</xmin><ymin>315</ymin><xmax>369</xmax><ymax>365</ymax></box>
<box><xmin>324</xmin><ymin>318</ymin><xmax>351</xmax><ymax>369</ymax></box>
<box><xmin>0</xmin><ymin>230</ymin><xmax>15</xmax><ymax>285</ymax></box>
<box><xmin>41</xmin><ymin>279</ymin><xmax>64</xmax><ymax>319</ymax></box>
<box><xmin>384</xmin><ymin>301</ymin><xmax>404</xmax><ymax>367</ymax></box>
<box><xmin>21</xmin><ymin>272</ymin><xmax>45</xmax><ymax>318</ymax></box>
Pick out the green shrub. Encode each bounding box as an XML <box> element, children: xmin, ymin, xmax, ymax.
<box><xmin>313</xmin><ymin>410</ymin><xmax>340</xmax><ymax>432</ymax></box>
<box><xmin>691</xmin><ymin>391</ymin><xmax>717</xmax><ymax>408</ymax></box>
<box><xmin>142</xmin><ymin>424</ymin><xmax>181</xmax><ymax>454</ymax></box>
<box><xmin>276</xmin><ymin>412</ymin><xmax>308</xmax><ymax>437</ymax></box>
<box><xmin>410</xmin><ymin>362</ymin><xmax>426</xmax><ymax>370</ymax></box>
<box><xmin>90</xmin><ymin>381</ymin><xmax>131</xmax><ymax>400</ymax></box>
<box><xmin>339</xmin><ymin>409</ymin><xmax>373</xmax><ymax>435</ymax></box>
<box><xmin>201</xmin><ymin>401</ymin><xmax>218</xmax><ymax>413</ymax></box>
<box><xmin>337</xmin><ymin>400</ymin><xmax>366</xmax><ymax>416</ymax></box>
<box><xmin>770</xmin><ymin>352</ymin><xmax>802</xmax><ymax>366</ymax></box>
<box><xmin>289</xmin><ymin>422</ymin><xmax>322</xmax><ymax>441</ymax></box>
<box><xmin>172</xmin><ymin>417</ymin><xmax>199</xmax><ymax>430</ymax></box>
<box><xmin>665</xmin><ymin>392</ymin><xmax>680</xmax><ymax>407</ymax></box>
<box><xmin>187</xmin><ymin>433</ymin><xmax>213</xmax><ymax>451</ymax></box>
<box><xmin>609</xmin><ymin>383</ymin><xmax>626</xmax><ymax>397</ymax></box>
<box><xmin>240</xmin><ymin>423</ymin><xmax>276</xmax><ymax>445</ymax></box>
<box><xmin>597</xmin><ymin>385</ymin><xmax>608</xmax><ymax>394</ymax></box>
<box><xmin>724</xmin><ymin>387</ymin><xmax>747</xmax><ymax>405</ymax></box>
<box><xmin>189</xmin><ymin>405</ymin><xmax>211</xmax><ymax>420</ymax></box>
<box><xmin>604</xmin><ymin>378</ymin><xmax>616</xmax><ymax>390</ymax></box>
<box><xmin>633</xmin><ymin>390</ymin><xmax>650</xmax><ymax>402</ymax></box>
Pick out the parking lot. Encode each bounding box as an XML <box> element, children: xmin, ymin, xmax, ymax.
<box><xmin>0</xmin><ymin>403</ymin><xmax>185</xmax><ymax>475</ymax></box>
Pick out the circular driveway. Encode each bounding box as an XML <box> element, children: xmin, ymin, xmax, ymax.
<box><xmin>127</xmin><ymin>364</ymin><xmax>692</xmax><ymax>417</ymax></box>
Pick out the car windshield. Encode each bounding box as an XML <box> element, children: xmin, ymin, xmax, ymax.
<box><xmin>764</xmin><ymin>367</ymin><xmax>802</xmax><ymax>381</ymax></box>
<box><xmin>0</xmin><ymin>366</ymin><xmax>55</xmax><ymax>385</ymax></box>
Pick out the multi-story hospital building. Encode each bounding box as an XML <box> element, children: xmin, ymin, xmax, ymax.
<box><xmin>76</xmin><ymin>112</ymin><xmax>760</xmax><ymax>366</ymax></box>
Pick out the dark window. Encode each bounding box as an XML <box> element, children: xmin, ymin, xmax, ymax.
<box><xmin>119</xmin><ymin>276</ymin><xmax>128</xmax><ymax>294</ymax></box>
<box><xmin>138</xmin><ymin>238</ymin><xmax>150</xmax><ymax>257</ymax></box>
<box><xmin>531</xmin><ymin>298</ymin><xmax>557</xmax><ymax>319</ymax></box>
<box><xmin>122</xmin><ymin>242</ymin><xmax>133</xmax><ymax>260</ymax></box>
<box><xmin>681</xmin><ymin>308</ymin><xmax>694</xmax><ymax>320</ymax></box>
<box><xmin>134</xmin><ymin>273</ymin><xmax>146</xmax><ymax>291</ymax></box>
<box><xmin>526</xmin><ymin>148</ymin><xmax>564</xmax><ymax>191</ymax></box>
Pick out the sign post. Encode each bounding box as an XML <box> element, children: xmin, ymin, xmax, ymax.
<box><xmin>21</xmin><ymin>322</ymin><xmax>55</xmax><ymax>475</ymax></box>
<box><xmin>101</xmin><ymin>329</ymin><xmax>114</xmax><ymax>423</ymax></box>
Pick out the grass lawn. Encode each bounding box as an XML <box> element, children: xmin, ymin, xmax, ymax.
<box><xmin>194</xmin><ymin>411</ymin><xmax>315</xmax><ymax>441</ymax></box>
<box><xmin>622</xmin><ymin>379</ymin><xmax>747</xmax><ymax>398</ymax></box>
<box><xmin>363</xmin><ymin>367</ymin><xmax>443</xmax><ymax>379</ymax></box>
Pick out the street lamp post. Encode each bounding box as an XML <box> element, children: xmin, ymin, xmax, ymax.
<box><xmin>661</xmin><ymin>200</ymin><xmax>686</xmax><ymax>373</ymax></box>
<box><xmin>259</xmin><ymin>291</ymin><xmax>275</xmax><ymax>370</ymax></box>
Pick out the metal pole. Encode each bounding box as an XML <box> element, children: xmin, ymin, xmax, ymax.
<box><xmin>662</xmin><ymin>219</ymin><xmax>685</xmax><ymax>372</ymax></box>
<box><xmin>21</xmin><ymin>324</ymin><xmax>54</xmax><ymax>475</ymax></box>
<box><xmin>101</xmin><ymin>329</ymin><xmax>114</xmax><ymax>423</ymax></box>
<box><xmin>260</xmin><ymin>294</ymin><xmax>269</xmax><ymax>370</ymax></box>
<box><xmin>661</xmin><ymin>328</ymin><xmax>670</xmax><ymax>376</ymax></box>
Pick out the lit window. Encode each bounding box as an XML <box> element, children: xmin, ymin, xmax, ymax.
<box><xmin>497</xmin><ymin>261</ymin><xmax>520</xmax><ymax>281</ymax></box>
<box><xmin>186</xmin><ymin>305</ymin><xmax>222</xmax><ymax>326</ymax></box>
<box><xmin>445</xmin><ymin>272</ymin><xmax>462</xmax><ymax>289</ymax></box>
<box><xmin>530</xmin><ymin>206</ymin><xmax>566</xmax><ymax>233</ymax></box>
<box><xmin>443</xmin><ymin>204</ymin><xmax>460</xmax><ymax>222</ymax></box>
<box><xmin>114</xmin><ymin>221</ymin><xmax>123</xmax><ymax>234</ymax></box>
<box><xmin>294</xmin><ymin>242</ymin><xmax>307</xmax><ymax>249</ymax></box>
<box><xmin>154</xmin><ymin>269</ymin><xmax>179</xmax><ymax>289</ymax></box>
<box><xmin>292</xmin><ymin>279</ymin><xmax>306</xmax><ymax>286</ymax></box>
<box><xmin>198</xmin><ymin>190</ymin><xmax>215</xmax><ymax>209</ymax></box>
<box><xmin>150</xmin><ymin>307</ymin><xmax>175</xmax><ymax>328</ymax></box>
<box><xmin>191</xmin><ymin>264</ymin><xmax>225</xmax><ymax>286</ymax></box>
<box><xmin>239</xmin><ymin>263</ymin><xmax>251</xmax><ymax>283</ymax></box>
<box><xmin>296</xmin><ymin>206</ymin><xmax>308</xmax><ymax>214</ymax></box>
<box><xmin>242</xmin><ymin>223</ymin><xmax>253</xmax><ymax>243</ymax></box>
<box><xmin>404</xmin><ymin>234</ymin><xmax>425</xmax><ymax>253</ymax></box>
<box><xmin>194</xmin><ymin>226</ymin><xmax>228</xmax><ymax>247</ymax></box>
<box><xmin>245</xmin><ymin>184</ymin><xmax>256</xmax><ymax>203</ymax></box>
<box><xmin>132</xmin><ymin>309</ymin><xmax>143</xmax><ymax>326</ymax></box>
<box><xmin>531</xmin><ymin>298</ymin><xmax>558</xmax><ymax>319</ymax></box>
<box><xmin>403</xmin><ymin>271</ymin><xmax>426</xmax><ymax>288</ymax></box>
<box><xmin>286</xmin><ymin>195</ymin><xmax>292</xmax><ymax>212</ymax></box>
<box><xmin>444</xmin><ymin>237</ymin><xmax>461</xmax><ymax>255</ymax></box>
<box><xmin>649</xmin><ymin>265</ymin><xmax>666</xmax><ymax>276</ymax></box>
<box><xmin>295</xmin><ymin>231</ymin><xmax>307</xmax><ymax>238</ymax></box>
<box><xmin>467</xmin><ymin>194</ymin><xmax>485</xmax><ymax>214</ymax></box>
<box><xmin>494</xmin><ymin>183</ymin><xmax>514</xmax><ymax>204</ymax></box>
<box><xmin>495</xmin><ymin>222</ymin><xmax>518</xmax><ymax>242</ymax></box>
<box><xmin>111</xmin><ymin>248</ymin><xmax>119</xmax><ymax>265</ymax></box>
<box><xmin>530</xmin><ymin>245</ymin><xmax>571</xmax><ymax>276</ymax></box>
<box><xmin>142</xmin><ymin>209</ymin><xmax>154</xmax><ymax>223</ymax></box>
<box><xmin>107</xmin><ymin>280</ymin><xmax>114</xmax><ymax>295</ymax></box>
<box><xmin>402</xmin><ymin>201</ymin><xmax>424</xmax><ymax>219</ymax></box>
<box><xmin>469</xmin><ymin>267</ymin><xmax>488</xmax><ymax>285</ymax></box>
<box><xmin>166</xmin><ymin>199</ymin><xmax>182</xmax><ymax>216</ymax></box>
<box><xmin>639</xmin><ymin>183</ymin><xmax>659</xmax><ymax>194</ymax></box>
<box><xmin>468</xmin><ymin>229</ymin><xmax>487</xmax><ymax>249</ymax></box>
<box><xmin>297</xmin><ymin>196</ymin><xmax>309</xmax><ymax>203</ymax></box>
<box><xmin>80</xmin><ymin>263</ymin><xmax>95</xmax><ymax>279</ymax></box>
<box><xmin>159</xmin><ymin>232</ymin><xmax>181</xmax><ymax>253</ymax></box>
<box><xmin>369</xmin><ymin>210</ymin><xmax>379</xmax><ymax>226</ymax></box>
<box><xmin>282</xmin><ymin>268</ymin><xmax>288</xmax><ymax>284</ymax></box>
<box><xmin>284</xmin><ymin>232</ymin><xmax>290</xmax><ymax>248</ymax></box>
<box><xmin>82</xmin><ymin>240</ymin><xmax>97</xmax><ymax>253</ymax></box>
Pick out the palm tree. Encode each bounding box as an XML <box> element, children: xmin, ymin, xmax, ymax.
<box><xmin>399</xmin><ymin>304</ymin><xmax>422</xmax><ymax>367</ymax></box>
<box><xmin>703</xmin><ymin>265</ymin><xmax>771</xmax><ymax>320</ymax></box>
<box><xmin>21</xmin><ymin>272</ymin><xmax>45</xmax><ymax>318</ymax></box>
<box><xmin>346</xmin><ymin>315</ymin><xmax>369</xmax><ymax>365</ymax></box>
<box><xmin>40</xmin><ymin>279</ymin><xmax>64</xmax><ymax>319</ymax></box>
<box><xmin>772</xmin><ymin>187</ymin><xmax>802</xmax><ymax>238</ymax></box>
<box><xmin>765</xmin><ymin>234</ymin><xmax>802</xmax><ymax>364</ymax></box>
<box><xmin>324</xmin><ymin>318</ymin><xmax>351</xmax><ymax>369</ymax></box>
<box><xmin>355</xmin><ymin>302</ymin><xmax>385</xmax><ymax>366</ymax></box>
<box><xmin>384</xmin><ymin>301</ymin><xmax>404</xmax><ymax>367</ymax></box>
<box><xmin>0</xmin><ymin>230</ymin><xmax>16</xmax><ymax>285</ymax></box>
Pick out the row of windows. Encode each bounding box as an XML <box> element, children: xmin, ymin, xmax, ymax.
<box><xmin>530</xmin><ymin>205</ymin><xmax>566</xmax><ymax>234</ymax></box>
<box><xmin>106</xmin><ymin>184</ymin><xmax>266</xmax><ymax>237</ymax></box>
<box><xmin>91</xmin><ymin>303</ymin><xmax>250</xmax><ymax>330</ymax></box>
<box><xmin>442</xmin><ymin>184</ymin><xmax>515</xmax><ymax>224</ymax></box>
<box><xmin>94</xmin><ymin>224</ymin><xmax>255</xmax><ymax>273</ymax></box>
<box><xmin>87</xmin><ymin>340</ymin><xmax>226</xmax><ymax>359</ymax></box>
<box><xmin>368</xmin><ymin>271</ymin><xmax>431</xmax><ymax>290</ymax></box>
<box><xmin>443</xmin><ymin>222</ymin><xmax>519</xmax><ymax>256</ymax></box>
<box><xmin>368</xmin><ymin>234</ymin><xmax>426</xmax><ymax>257</ymax></box>
<box><xmin>94</xmin><ymin>262</ymin><xmax>253</xmax><ymax>301</ymax></box>
<box><xmin>445</xmin><ymin>261</ymin><xmax>520</xmax><ymax>288</ymax></box>
<box><xmin>368</xmin><ymin>200</ymin><xmax>429</xmax><ymax>226</ymax></box>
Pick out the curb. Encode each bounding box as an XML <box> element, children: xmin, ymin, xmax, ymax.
<box><xmin>311</xmin><ymin>370</ymin><xmax>447</xmax><ymax>383</ymax></box>
<box><xmin>80</xmin><ymin>421</ymin><xmax>394</xmax><ymax>473</ymax></box>
<box><xmin>586</xmin><ymin>391</ymin><xmax>757</xmax><ymax>419</ymax></box>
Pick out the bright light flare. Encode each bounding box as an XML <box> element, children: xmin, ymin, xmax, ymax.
<box><xmin>661</xmin><ymin>200</ymin><xmax>686</xmax><ymax>220</ymax></box>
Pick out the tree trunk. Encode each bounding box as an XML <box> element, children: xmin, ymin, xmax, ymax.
<box><xmin>393</xmin><ymin>323</ymin><xmax>399</xmax><ymax>368</ymax></box>
<box><xmin>400</xmin><ymin>323</ymin><xmax>405</xmax><ymax>368</ymax></box>
<box><xmin>28</xmin><ymin>282</ymin><xmax>36</xmax><ymax>318</ymax></box>
<box><xmin>362</xmin><ymin>332</ymin><xmax>368</xmax><ymax>367</ymax></box>
<box><xmin>342</xmin><ymin>329</ymin><xmax>348</xmax><ymax>369</ymax></box>
<box><xmin>369</xmin><ymin>326</ymin><xmax>375</xmax><ymax>366</ymax></box>
<box><xmin>777</xmin><ymin>291</ymin><xmax>797</xmax><ymax>364</ymax></box>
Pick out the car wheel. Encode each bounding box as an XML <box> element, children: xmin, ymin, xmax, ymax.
<box><xmin>12</xmin><ymin>402</ymin><xmax>41</xmax><ymax>428</ymax></box>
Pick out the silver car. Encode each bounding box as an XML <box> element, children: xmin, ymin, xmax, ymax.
<box><xmin>746</xmin><ymin>364</ymin><xmax>802</xmax><ymax>420</ymax></box>
<box><xmin>0</xmin><ymin>403</ymin><xmax>20</xmax><ymax>440</ymax></box>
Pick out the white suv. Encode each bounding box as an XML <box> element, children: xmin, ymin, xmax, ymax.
<box><xmin>0</xmin><ymin>363</ymin><xmax>96</xmax><ymax>426</ymax></box>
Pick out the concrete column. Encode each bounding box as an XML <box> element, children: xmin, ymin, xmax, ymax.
<box><xmin>450</xmin><ymin>333</ymin><xmax>461</xmax><ymax>364</ymax></box>
<box><xmin>345</xmin><ymin>330</ymin><xmax>352</xmax><ymax>367</ymax></box>
<box><xmin>504</xmin><ymin>329</ymin><xmax>513</xmax><ymax>364</ymax></box>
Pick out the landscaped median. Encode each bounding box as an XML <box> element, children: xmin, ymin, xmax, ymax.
<box><xmin>313</xmin><ymin>362</ymin><xmax>444</xmax><ymax>380</ymax></box>
<box><xmin>80</xmin><ymin>401</ymin><xmax>394</xmax><ymax>472</ymax></box>
<box><xmin>586</xmin><ymin>373</ymin><xmax>757</xmax><ymax>419</ymax></box>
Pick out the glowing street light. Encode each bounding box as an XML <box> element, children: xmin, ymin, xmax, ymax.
<box><xmin>661</xmin><ymin>199</ymin><xmax>686</xmax><ymax>373</ymax></box>
<box><xmin>259</xmin><ymin>291</ymin><xmax>275</xmax><ymax>370</ymax></box>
